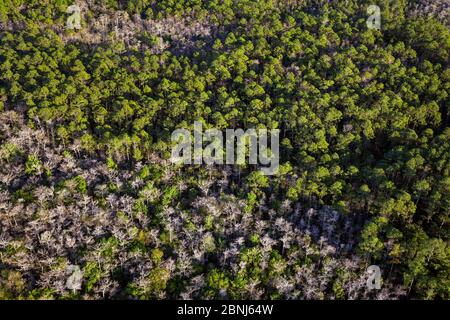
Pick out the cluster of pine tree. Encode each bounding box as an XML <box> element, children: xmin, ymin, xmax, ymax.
<box><xmin>0</xmin><ymin>0</ymin><xmax>448</xmax><ymax>299</ymax></box>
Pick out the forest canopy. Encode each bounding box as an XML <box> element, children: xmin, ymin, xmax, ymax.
<box><xmin>0</xmin><ymin>0</ymin><xmax>448</xmax><ymax>300</ymax></box>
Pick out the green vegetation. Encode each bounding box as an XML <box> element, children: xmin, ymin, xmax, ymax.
<box><xmin>0</xmin><ymin>0</ymin><xmax>448</xmax><ymax>300</ymax></box>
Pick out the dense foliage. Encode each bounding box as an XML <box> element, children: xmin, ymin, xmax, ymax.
<box><xmin>0</xmin><ymin>0</ymin><xmax>448</xmax><ymax>299</ymax></box>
